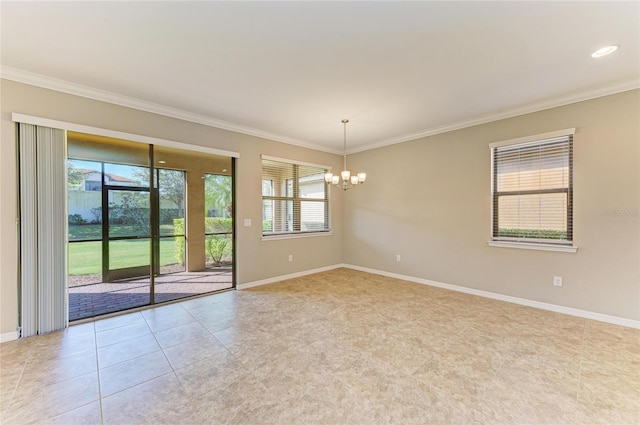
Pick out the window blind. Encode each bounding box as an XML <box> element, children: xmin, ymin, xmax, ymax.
<box><xmin>492</xmin><ymin>134</ymin><xmax>573</xmax><ymax>245</ymax></box>
<box><xmin>261</xmin><ymin>157</ymin><xmax>330</xmax><ymax>236</ymax></box>
<box><xmin>18</xmin><ymin>123</ymin><xmax>68</xmax><ymax>336</ymax></box>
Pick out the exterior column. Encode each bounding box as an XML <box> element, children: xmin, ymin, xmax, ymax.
<box><xmin>186</xmin><ymin>172</ymin><xmax>206</xmax><ymax>271</ymax></box>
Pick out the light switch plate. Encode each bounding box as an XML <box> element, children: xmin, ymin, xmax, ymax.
<box><xmin>244</xmin><ymin>219</ymin><xmax>252</xmax><ymax>227</ymax></box>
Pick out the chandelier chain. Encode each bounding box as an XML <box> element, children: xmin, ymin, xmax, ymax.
<box><xmin>324</xmin><ymin>118</ymin><xmax>366</xmax><ymax>190</ymax></box>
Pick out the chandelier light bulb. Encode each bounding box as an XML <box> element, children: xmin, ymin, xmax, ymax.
<box><xmin>326</xmin><ymin>119</ymin><xmax>367</xmax><ymax>191</ymax></box>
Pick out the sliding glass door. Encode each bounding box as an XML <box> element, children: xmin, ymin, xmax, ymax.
<box><xmin>104</xmin><ymin>166</ymin><xmax>152</xmax><ymax>283</ymax></box>
<box><xmin>156</xmin><ymin>169</ymin><xmax>186</xmax><ymax>275</ymax></box>
<box><xmin>67</xmin><ymin>137</ymin><xmax>154</xmax><ymax>319</ymax></box>
<box><xmin>67</xmin><ymin>133</ymin><xmax>235</xmax><ymax>321</ymax></box>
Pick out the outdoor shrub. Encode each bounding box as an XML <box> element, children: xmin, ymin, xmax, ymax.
<box><xmin>159</xmin><ymin>208</ymin><xmax>181</xmax><ymax>225</ymax></box>
<box><xmin>206</xmin><ymin>234</ymin><xmax>231</xmax><ymax>265</ymax></box>
<box><xmin>108</xmin><ymin>193</ymin><xmax>149</xmax><ymax>232</ymax></box>
<box><xmin>497</xmin><ymin>228</ymin><xmax>567</xmax><ymax>240</ymax></box>
<box><xmin>89</xmin><ymin>207</ymin><xmax>102</xmax><ymax>224</ymax></box>
<box><xmin>68</xmin><ymin>214</ymin><xmax>86</xmax><ymax>225</ymax></box>
<box><xmin>205</xmin><ymin>217</ymin><xmax>232</xmax><ymax>233</ymax></box>
<box><xmin>174</xmin><ymin>217</ymin><xmax>232</xmax><ymax>266</ymax></box>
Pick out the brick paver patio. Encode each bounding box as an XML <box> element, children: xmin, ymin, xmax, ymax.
<box><xmin>68</xmin><ymin>268</ymin><xmax>232</xmax><ymax>321</ymax></box>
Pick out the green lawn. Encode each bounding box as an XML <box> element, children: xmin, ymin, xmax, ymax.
<box><xmin>68</xmin><ymin>238</ymin><xmax>181</xmax><ymax>275</ymax></box>
<box><xmin>69</xmin><ymin>224</ymin><xmax>179</xmax><ymax>241</ymax></box>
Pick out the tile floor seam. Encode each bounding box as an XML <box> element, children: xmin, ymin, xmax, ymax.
<box><xmin>145</xmin><ymin>319</ymin><xmax>180</xmax><ymax>388</ymax></box>
<box><xmin>3</xmin><ymin>371</ymin><xmax>102</xmax><ymax>424</ymax></box>
<box><xmin>209</xmin><ymin>331</ymin><xmax>238</xmax><ymax>354</ymax></box>
<box><xmin>49</xmin><ymin>399</ymin><xmax>103</xmax><ymax>424</ymax></box>
<box><xmin>199</xmin><ymin>322</ymin><xmax>243</xmax><ymax>357</ymax></box>
<box><xmin>28</xmin><ymin>347</ymin><xmax>98</xmax><ymax>364</ymax></box>
<box><xmin>97</xmin><ymin>345</ymin><xmax>164</xmax><ymax>370</ymax></box>
<box><xmin>9</xmin><ymin>368</ymin><xmax>100</xmax><ymax>401</ymax></box>
<box><xmin>94</xmin><ymin>318</ymin><xmax>146</xmax><ymax>334</ymax></box>
<box><xmin>92</xmin><ymin>329</ymin><xmax>106</xmax><ymax>425</ymax></box>
<box><xmin>167</xmin><ymin>359</ymin><xmax>191</xmax><ymax>395</ymax></box>
<box><xmin>3</xmin><ymin>344</ymin><xmax>33</xmax><ymax>414</ymax></box>
<box><xmin>100</xmin><ymin>370</ymin><xmax>176</xmax><ymax>402</ymax></box>
<box><xmin>2</xmin><ymin>376</ymin><xmax>19</xmax><ymax>416</ymax></box>
<box><xmin>95</xmin><ymin>324</ymin><xmax>153</xmax><ymax>349</ymax></box>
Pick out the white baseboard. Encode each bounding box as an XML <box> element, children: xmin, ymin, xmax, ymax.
<box><xmin>0</xmin><ymin>331</ymin><xmax>19</xmax><ymax>344</ymax></box>
<box><xmin>344</xmin><ymin>264</ymin><xmax>640</xmax><ymax>329</ymax></box>
<box><xmin>237</xmin><ymin>264</ymin><xmax>345</xmax><ymax>290</ymax></box>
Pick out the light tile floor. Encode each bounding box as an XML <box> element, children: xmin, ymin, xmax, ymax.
<box><xmin>1</xmin><ymin>268</ymin><xmax>638</xmax><ymax>424</ymax></box>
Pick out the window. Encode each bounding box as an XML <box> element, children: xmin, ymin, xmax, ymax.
<box><xmin>261</xmin><ymin>156</ymin><xmax>330</xmax><ymax>236</ymax></box>
<box><xmin>490</xmin><ymin>129</ymin><xmax>575</xmax><ymax>250</ymax></box>
<box><xmin>85</xmin><ymin>180</ymin><xmax>101</xmax><ymax>191</ymax></box>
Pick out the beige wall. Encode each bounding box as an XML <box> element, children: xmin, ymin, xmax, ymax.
<box><xmin>0</xmin><ymin>79</ymin><xmax>345</xmax><ymax>336</ymax></box>
<box><xmin>344</xmin><ymin>89</ymin><xmax>640</xmax><ymax>321</ymax></box>
<box><xmin>1</xmin><ymin>79</ymin><xmax>638</xmax><ymax>337</ymax></box>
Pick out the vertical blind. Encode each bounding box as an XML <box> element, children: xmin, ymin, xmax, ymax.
<box><xmin>492</xmin><ymin>135</ymin><xmax>573</xmax><ymax>245</ymax></box>
<box><xmin>261</xmin><ymin>157</ymin><xmax>330</xmax><ymax>235</ymax></box>
<box><xmin>18</xmin><ymin>123</ymin><xmax>67</xmax><ymax>337</ymax></box>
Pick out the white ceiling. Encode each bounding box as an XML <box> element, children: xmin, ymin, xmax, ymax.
<box><xmin>1</xmin><ymin>1</ymin><xmax>639</xmax><ymax>154</ymax></box>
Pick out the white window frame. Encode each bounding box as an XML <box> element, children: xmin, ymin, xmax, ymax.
<box><xmin>488</xmin><ymin>129</ymin><xmax>578</xmax><ymax>253</ymax></box>
<box><xmin>261</xmin><ymin>155</ymin><xmax>332</xmax><ymax>240</ymax></box>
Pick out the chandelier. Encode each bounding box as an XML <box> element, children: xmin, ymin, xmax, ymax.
<box><xmin>324</xmin><ymin>119</ymin><xmax>366</xmax><ymax>190</ymax></box>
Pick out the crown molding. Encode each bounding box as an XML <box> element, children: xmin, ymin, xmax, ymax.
<box><xmin>2</xmin><ymin>66</ymin><xmax>637</xmax><ymax>156</ymax></box>
<box><xmin>347</xmin><ymin>78</ymin><xmax>640</xmax><ymax>154</ymax></box>
<box><xmin>0</xmin><ymin>66</ymin><xmax>342</xmax><ymax>155</ymax></box>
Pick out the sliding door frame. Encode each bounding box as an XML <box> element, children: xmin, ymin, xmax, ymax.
<box><xmin>13</xmin><ymin>113</ymin><xmax>240</xmax><ymax>325</ymax></box>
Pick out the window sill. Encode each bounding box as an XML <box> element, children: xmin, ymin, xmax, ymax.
<box><xmin>262</xmin><ymin>231</ymin><xmax>333</xmax><ymax>241</ymax></box>
<box><xmin>487</xmin><ymin>241</ymin><xmax>578</xmax><ymax>253</ymax></box>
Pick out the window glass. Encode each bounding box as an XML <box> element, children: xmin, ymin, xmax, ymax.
<box><xmin>261</xmin><ymin>158</ymin><xmax>330</xmax><ymax>236</ymax></box>
<box><xmin>492</xmin><ymin>135</ymin><xmax>573</xmax><ymax>245</ymax></box>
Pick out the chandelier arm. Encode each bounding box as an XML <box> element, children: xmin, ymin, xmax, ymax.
<box><xmin>329</xmin><ymin>118</ymin><xmax>361</xmax><ymax>191</ymax></box>
<box><xmin>329</xmin><ymin>180</ymin><xmax>352</xmax><ymax>191</ymax></box>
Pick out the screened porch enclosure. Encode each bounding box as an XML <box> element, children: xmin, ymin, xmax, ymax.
<box><xmin>67</xmin><ymin>132</ymin><xmax>234</xmax><ymax>321</ymax></box>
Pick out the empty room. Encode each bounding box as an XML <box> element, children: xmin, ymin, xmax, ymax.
<box><xmin>0</xmin><ymin>2</ymin><xmax>638</xmax><ymax>424</ymax></box>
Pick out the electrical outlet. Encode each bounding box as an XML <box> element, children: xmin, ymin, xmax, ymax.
<box><xmin>553</xmin><ymin>276</ymin><xmax>563</xmax><ymax>287</ymax></box>
<box><xmin>396</xmin><ymin>255</ymin><xmax>401</xmax><ymax>262</ymax></box>
<box><xmin>288</xmin><ymin>254</ymin><xmax>293</xmax><ymax>262</ymax></box>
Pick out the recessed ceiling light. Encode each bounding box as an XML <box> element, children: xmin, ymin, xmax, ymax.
<box><xmin>158</xmin><ymin>160</ymin><xmax>166</xmax><ymax>164</ymax></box>
<box><xmin>591</xmin><ymin>45</ymin><xmax>619</xmax><ymax>58</ymax></box>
